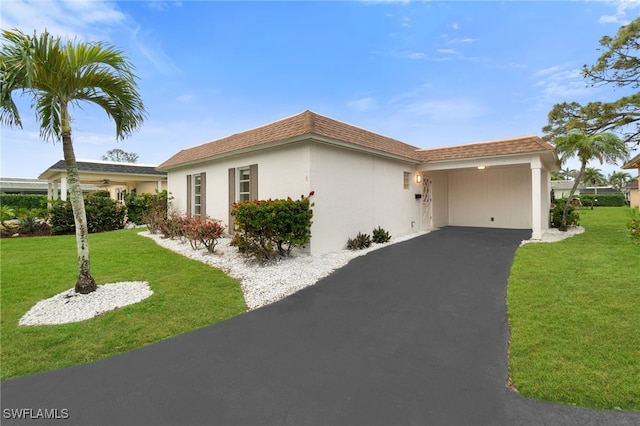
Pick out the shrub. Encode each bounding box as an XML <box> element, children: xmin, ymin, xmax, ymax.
<box><xmin>182</xmin><ymin>215</ymin><xmax>225</xmax><ymax>253</ymax></box>
<box><xmin>231</xmin><ymin>192</ymin><xmax>314</xmax><ymax>261</ymax></box>
<box><xmin>49</xmin><ymin>190</ymin><xmax>126</xmax><ymax>235</ymax></box>
<box><xmin>347</xmin><ymin>232</ymin><xmax>372</xmax><ymax>250</ymax></box>
<box><xmin>158</xmin><ymin>208</ymin><xmax>187</xmax><ymax>240</ymax></box>
<box><xmin>550</xmin><ymin>199</ymin><xmax>580</xmax><ymax>229</ymax></box>
<box><xmin>578</xmin><ymin>193</ymin><xmax>625</xmax><ymax>207</ymax></box>
<box><xmin>123</xmin><ymin>192</ymin><xmax>146</xmax><ymax>225</ymax></box>
<box><xmin>372</xmin><ymin>226</ymin><xmax>391</xmax><ymax>243</ymax></box>
<box><xmin>141</xmin><ymin>190</ymin><xmax>170</xmax><ymax>234</ymax></box>
<box><xmin>0</xmin><ymin>194</ymin><xmax>47</xmax><ymax>210</ymax></box>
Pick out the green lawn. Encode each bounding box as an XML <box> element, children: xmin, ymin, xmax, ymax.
<box><xmin>508</xmin><ymin>207</ymin><xmax>640</xmax><ymax>411</ymax></box>
<box><xmin>0</xmin><ymin>228</ymin><xmax>247</xmax><ymax>380</ymax></box>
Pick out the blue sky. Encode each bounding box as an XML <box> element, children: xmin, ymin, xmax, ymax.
<box><xmin>1</xmin><ymin>0</ymin><xmax>639</xmax><ymax>178</ymax></box>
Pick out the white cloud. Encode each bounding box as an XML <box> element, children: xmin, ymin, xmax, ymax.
<box><xmin>347</xmin><ymin>97</ymin><xmax>377</xmax><ymax>112</ymax></box>
<box><xmin>598</xmin><ymin>0</ymin><xmax>640</xmax><ymax>24</ymax></box>
<box><xmin>129</xmin><ymin>26</ymin><xmax>181</xmax><ymax>76</ymax></box>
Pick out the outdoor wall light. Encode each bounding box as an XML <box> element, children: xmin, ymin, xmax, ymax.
<box><xmin>477</xmin><ymin>166</ymin><xmax>486</xmax><ymax>170</ymax></box>
<box><xmin>416</xmin><ymin>174</ymin><xmax>423</xmax><ymax>183</ymax></box>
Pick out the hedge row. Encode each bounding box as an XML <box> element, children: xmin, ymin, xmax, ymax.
<box><xmin>578</xmin><ymin>193</ymin><xmax>625</xmax><ymax>207</ymax></box>
<box><xmin>0</xmin><ymin>194</ymin><xmax>47</xmax><ymax>210</ymax></box>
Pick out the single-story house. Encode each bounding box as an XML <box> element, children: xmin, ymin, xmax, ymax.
<box><xmin>623</xmin><ymin>153</ymin><xmax>640</xmax><ymax>209</ymax></box>
<box><xmin>39</xmin><ymin>160</ymin><xmax>167</xmax><ymax>202</ymax></box>
<box><xmin>158</xmin><ymin>110</ymin><xmax>559</xmax><ymax>254</ymax></box>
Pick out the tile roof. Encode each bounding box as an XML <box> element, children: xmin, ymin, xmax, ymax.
<box><xmin>416</xmin><ymin>135</ymin><xmax>556</xmax><ymax>162</ymax></box>
<box><xmin>158</xmin><ymin>110</ymin><xmax>422</xmax><ymax>169</ymax></box>
<box><xmin>40</xmin><ymin>160</ymin><xmax>167</xmax><ymax>178</ymax></box>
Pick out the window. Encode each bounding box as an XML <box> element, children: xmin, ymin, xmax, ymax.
<box><xmin>403</xmin><ymin>172</ymin><xmax>411</xmax><ymax>190</ymax></box>
<box><xmin>187</xmin><ymin>172</ymin><xmax>206</xmax><ymax>217</ymax></box>
<box><xmin>238</xmin><ymin>167</ymin><xmax>251</xmax><ymax>202</ymax></box>
<box><xmin>193</xmin><ymin>174</ymin><xmax>202</xmax><ymax>215</ymax></box>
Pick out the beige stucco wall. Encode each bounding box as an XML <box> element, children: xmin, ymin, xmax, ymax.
<box><xmin>308</xmin><ymin>143</ymin><xmax>420</xmax><ymax>254</ymax></box>
<box><xmin>166</xmin><ymin>140</ymin><xmax>420</xmax><ymax>255</ymax></box>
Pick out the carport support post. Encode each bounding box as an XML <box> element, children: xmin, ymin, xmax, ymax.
<box><xmin>531</xmin><ymin>161</ymin><xmax>542</xmax><ymax>240</ymax></box>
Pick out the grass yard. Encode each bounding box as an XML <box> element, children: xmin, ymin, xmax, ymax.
<box><xmin>508</xmin><ymin>207</ymin><xmax>640</xmax><ymax>411</ymax></box>
<box><xmin>0</xmin><ymin>228</ymin><xmax>247</xmax><ymax>381</ymax></box>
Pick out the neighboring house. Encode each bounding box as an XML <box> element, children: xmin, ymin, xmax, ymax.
<box><xmin>623</xmin><ymin>152</ymin><xmax>640</xmax><ymax>209</ymax></box>
<box><xmin>551</xmin><ymin>179</ymin><xmax>583</xmax><ymax>200</ymax></box>
<box><xmin>39</xmin><ymin>160</ymin><xmax>167</xmax><ymax>202</ymax></box>
<box><xmin>158</xmin><ymin>110</ymin><xmax>558</xmax><ymax>254</ymax></box>
<box><xmin>0</xmin><ymin>177</ymin><xmax>98</xmax><ymax>195</ymax></box>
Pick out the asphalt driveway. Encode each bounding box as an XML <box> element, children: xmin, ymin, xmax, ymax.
<box><xmin>2</xmin><ymin>227</ymin><xmax>639</xmax><ymax>425</ymax></box>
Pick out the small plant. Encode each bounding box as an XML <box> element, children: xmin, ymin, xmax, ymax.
<box><xmin>628</xmin><ymin>210</ymin><xmax>640</xmax><ymax>244</ymax></box>
<box><xmin>182</xmin><ymin>215</ymin><xmax>225</xmax><ymax>253</ymax></box>
<box><xmin>372</xmin><ymin>226</ymin><xmax>391</xmax><ymax>243</ymax></box>
<box><xmin>347</xmin><ymin>232</ymin><xmax>372</xmax><ymax>250</ymax></box>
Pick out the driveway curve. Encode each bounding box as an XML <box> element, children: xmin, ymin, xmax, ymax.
<box><xmin>2</xmin><ymin>227</ymin><xmax>639</xmax><ymax>425</ymax></box>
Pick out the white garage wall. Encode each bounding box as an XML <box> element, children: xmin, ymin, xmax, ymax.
<box><xmin>447</xmin><ymin>167</ymin><xmax>532</xmax><ymax>229</ymax></box>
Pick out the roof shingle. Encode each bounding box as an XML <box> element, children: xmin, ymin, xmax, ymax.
<box><xmin>416</xmin><ymin>136</ymin><xmax>555</xmax><ymax>162</ymax></box>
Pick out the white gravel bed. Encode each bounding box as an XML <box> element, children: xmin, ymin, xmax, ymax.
<box><xmin>19</xmin><ymin>281</ymin><xmax>153</xmax><ymax>326</ymax></box>
<box><xmin>520</xmin><ymin>226</ymin><xmax>585</xmax><ymax>245</ymax></box>
<box><xmin>140</xmin><ymin>230</ymin><xmax>429</xmax><ymax>310</ymax></box>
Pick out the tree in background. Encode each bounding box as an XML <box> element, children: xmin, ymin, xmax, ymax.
<box><xmin>609</xmin><ymin>171</ymin><xmax>632</xmax><ymax>192</ymax></box>
<box><xmin>0</xmin><ymin>29</ymin><xmax>146</xmax><ymax>293</ymax></box>
<box><xmin>544</xmin><ymin>17</ymin><xmax>640</xmax><ymax>148</ymax></box>
<box><xmin>102</xmin><ymin>148</ymin><xmax>139</xmax><ymax>163</ymax></box>
<box><xmin>582</xmin><ymin>167</ymin><xmax>606</xmax><ymax>188</ymax></box>
<box><xmin>553</xmin><ymin>131</ymin><xmax>628</xmax><ymax>230</ymax></box>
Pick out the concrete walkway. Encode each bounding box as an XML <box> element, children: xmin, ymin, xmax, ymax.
<box><xmin>2</xmin><ymin>227</ymin><xmax>639</xmax><ymax>425</ymax></box>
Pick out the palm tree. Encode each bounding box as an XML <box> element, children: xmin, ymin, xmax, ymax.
<box><xmin>553</xmin><ymin>130</ymin><xmax>628</xmax><ymax>230</ymax></box>
<box><xmin>0</xmin><ymin>29</ymin><xmax>146</xmax><ymax>293</ymax></box>
<box><xmin>582</xmin><ymin>167</ymin><xmax>605</xmax><ymax>188</ymax></box>
<box><xmin>609</xmin><ymin>171</ymin><xmax>632</xmax><ymax>192</ymax></box>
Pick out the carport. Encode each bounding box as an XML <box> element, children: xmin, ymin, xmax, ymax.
<box><xmin>416</xmin><ymin>136</ymin><xmax>559</xmax><ymax>239</ymax></box>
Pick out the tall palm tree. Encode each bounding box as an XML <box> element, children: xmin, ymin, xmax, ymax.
<box><xmin>553</xmin><ymin>130</ymin><xmax>628</xmax><ymax>230</ymax></box>
<box><xmin>0</xmin><ymin>29</ymin><xmax>146</xmax><ymax>293</ymax></box>
<box><xmin>609</xmin><ymin>171</ymin><xmax>632</xmax><ymax>192</ymax></box>
<box><xmin>582</xmin><ymin>167</ymin><xmax>605</xmax><ymax>188</ymax></box>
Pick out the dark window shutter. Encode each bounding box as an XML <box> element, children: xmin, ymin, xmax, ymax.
<box><xmin>228</xmin><ymin>168</ymin><xmax>235</xmax><ymax>234</ymax></box>
<box><xmin>249</xmin><ymin>164</ymin><xmax>258</xmax><ymax>201</ymax></box>
<box><xmin>186</xmin><ymin>174</ymin><xmax>192</xmax><ymax>214</ymax></box>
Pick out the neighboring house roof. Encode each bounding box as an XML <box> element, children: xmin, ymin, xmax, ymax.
<box><xmin>623</xmin><ymin>152</ymin><xmax>640</xmax><ymax>169</ymax></box>
<box><xmin>158</xmin><ymin>110</ymin><xmax>422</xmax><ymax>169</ymax></box>
<box><xmin>0</xmin><ymin>177</ymin><xmax>99</xmax><ymax>193</ymax></box>
<box><xmin>551</xmin><ymin>180</ymin><xmax>582</xmax><ymax>190</ymax></box>
<box><xmin>416</xmin><ymin>135</ymin><xmax>556</xmax><ymax>162</ymax></box>
<box><xmin>626</xmin><ymin>179</ymin><xmax>639</xmax><ymax>189</ymax></box>
<box><xmin>157</xmin><ymin>111</ymin><xmax>559</xmax><ymax>170</ymax></box>
<box><xmin>39</xmin><ymin>160</ymin><xmax>167</xmax><ymax>180</ymax></box>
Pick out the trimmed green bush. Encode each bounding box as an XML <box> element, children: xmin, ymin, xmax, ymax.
<box><xmin>0</xmin><ymin>194</ymin><xmax>47</xmax><ymax>210</ymax></box>
<box><xmin>550</xmin><ymin>199</ymin><xmax>580</xmax><ymax>228</ymax></box>
<box><xmin>49</xmin><ymin>190</ymin><xmax>126</xmax><ymax>235</ymax></box>
<box><xmin>231</xmin><ymin>192</ymin><xmax>314</xmax><ymax>260</ymax></box>
<box><xmin>579</xmin><ymin>193</ymin><xmax>625</xmax><ymax>207</ymax></box>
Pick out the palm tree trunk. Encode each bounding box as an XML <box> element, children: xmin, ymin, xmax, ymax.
<box><xmin>60</xmin><ymin>105</ymin><xmax>96</xmax><ymax>294</ymax></box>
<box><xmin>560</xmin><ymin>161</ymin><xmax>586</xmax><ymax>231</ymax></box>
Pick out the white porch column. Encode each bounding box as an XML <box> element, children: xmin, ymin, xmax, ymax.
<box><xmin>60</xmin><ymin>177</ymin><xmax>68</xmax><ymax>201</ymax></box>
<box><xmin>52</xmin><ymin>181</ymin><xmax>59</xmax><ymax>200</ymax></box>
<box><xmin>157</xmin><ymin>180</ymin><xmax>162</xmax><ymax>192</ymax></box>
<box><xmin>531</xmin><ymin>159</ymin><xmax>542</xmax><ymax>240</ymax></box>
